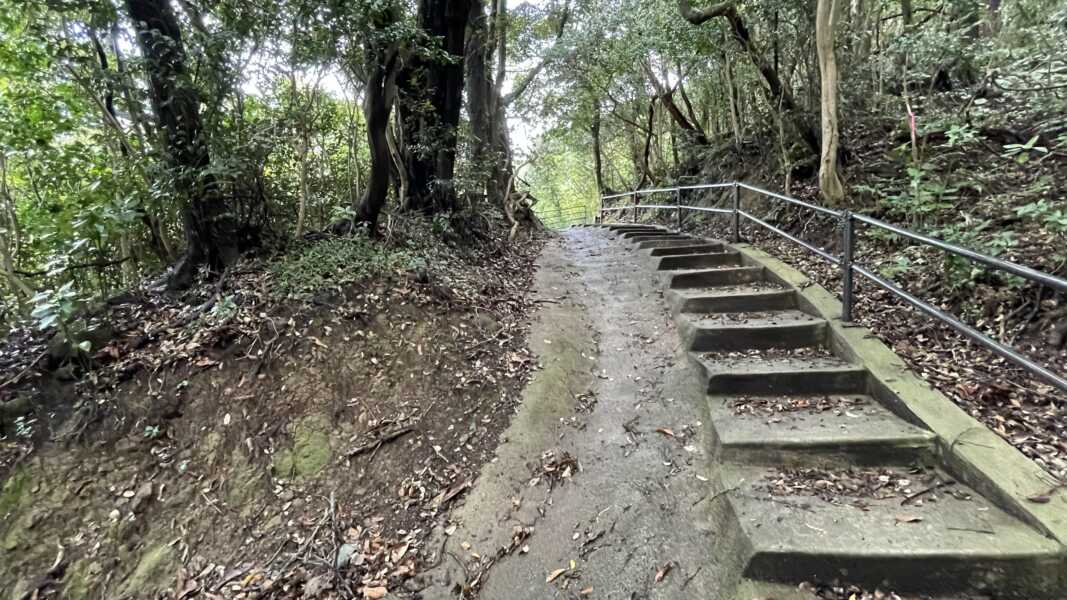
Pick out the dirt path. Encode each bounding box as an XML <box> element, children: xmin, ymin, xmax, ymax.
<box><xmin>422</xmin><ymin>229</ymin><xmax>734</xmax><ymax>599</ymax></box>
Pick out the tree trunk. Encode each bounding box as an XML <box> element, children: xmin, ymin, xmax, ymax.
<box><xmin>723</xmin><ymin>45</ymin><xmax>743</xmax><ymax>150</ymax></box>
<box><xmin>678</xmin><ymin>0</ymin><xmax>821</xmax><ymax>157</ymax></box>
<box><xmin>465</xmin><ymin>0</ymin><xmax>493</xmax><ymax>179</ymax></box>
<box><xmin>591</xmin><ymin>96</ymin><xmax>608</xmax><ymax>194</ymax></box>
<box><xmin>643</xmin><ymin>63</ymin><xmax>709</xmax><ymax>146</ymax></box>
<box><xmin>816</xmin><ymin>0</ymin><xmax>846</xmax><ymax>205</ymax></box>
<box><xmin>0</xmin><ymin>155</ymin><xmax>33</xmax><ymax>302</ymax></box>
<box><xmin>357</xmin><ymin>49</ymin><xmax>400</xmax><ymax>232</ymax></box>
<box><xmin>127</xmin><ymin>0</ymin><xmax>239</xmax><ymax>289</ymax></box>
<box><xmin>398</xmin><ymin>0</ymin><xmax>472</xmax><ymax>214</ymax></box>
<box><xmin>985</xmin><ymin>0</ymin><xmax>1001</xmax><ymax>36</ymax></box>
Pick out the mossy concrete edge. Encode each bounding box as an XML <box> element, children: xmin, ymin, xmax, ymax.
<box><xmin>734</xmin><ymin>242</ymin><xmax>1067</xmax><ymax>548</ymax></box>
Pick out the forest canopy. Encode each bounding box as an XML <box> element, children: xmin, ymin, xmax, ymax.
<box><xmin>2</xmin><ymin>0</ymin><xmax>1066</xmax><ymax>349</ymax></box>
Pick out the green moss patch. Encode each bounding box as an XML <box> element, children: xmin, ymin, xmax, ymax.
<box><xmin>272</xmin><ymin>415</ymin><xmax>332</xmax><ymax>479</ymax></box>
<box><xmin>117</xmin><ymin>543</ymin><xmax>176</xmax><ymax>597</ymax></box>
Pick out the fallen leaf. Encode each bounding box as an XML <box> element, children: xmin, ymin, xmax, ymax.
<box><xmin>1027</xmin><ymin>494</ymin><xmax>1051</xmax><ymax>504</ymax></box>
<box><xmin>654</xmin><ymin>561</ymin><xmax>673</xmax><ymax>582</ymax></box>
<box><xmin>362</xmin><ymin>586</ymin><xmax>388</xmax><ymax>599</ymax></box>
<box><xmin>302</xmin><ymin>574</ymin><xmax>332</xmax><ymax>598</ymax></box>
<box><xmin>895</xmin><ymin>515</ymin><xmax>923</xmax><ymax>524</ymax></box>
<box><xmin>655</xmin><ymin>427</ymin><xmax>675</xmax><ymax>438</ymax></box>
<box><xmin>546</xmin><ymin>568</ymin><xmax>568</xmax><ymax>583</ymax></box>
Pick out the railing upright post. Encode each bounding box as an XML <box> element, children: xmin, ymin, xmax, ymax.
<box><xmin>731</xmin><ymin>182</ymin><xmax>741</xmax><ymax>243</ymax></box>
<box><xmin>675</xmin><ymin>188</ymin><xmax>682</xmax><ymax>231</ymax></box>
<box><xmin>841</xmin><ymin>210</ymin><xmax>855</xmax><ymax>323</ymax></box>
<box><xmin>632</xmin><ymin>192</ymin><xmax>638</xmax><ymax>223</ymax></box>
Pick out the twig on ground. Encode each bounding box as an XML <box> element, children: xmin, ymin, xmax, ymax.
<box><xmin>344</xmin><ymin>425</ymin><xmax>415</xmax><ymax>458</ymax></box>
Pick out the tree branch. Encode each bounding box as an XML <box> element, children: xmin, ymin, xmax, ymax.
<box><xmin>677</xmin><ymin>0</ymin><xmax>735</xmax><ymax>25</ymax></box>
<box><xmin>14</xmin><ymin>256</ymin><xmax>135</xmax><ymax>278</ymax></box>
<box><xmin>503</xmin><ymin>0</ymin><xmax>571</xmax><ymax>106</ymax></box>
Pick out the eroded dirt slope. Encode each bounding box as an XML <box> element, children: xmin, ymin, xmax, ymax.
<box><xmin>0</xmin><ymin>222</ymin><xmax>543</xmax><ymax>599</ymax></box>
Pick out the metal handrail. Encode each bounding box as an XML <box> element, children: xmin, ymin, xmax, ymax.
<box><xmin>598</xmin><ymin>181</ymin><xmax>1067</xmax><ymax>393</ymax></box>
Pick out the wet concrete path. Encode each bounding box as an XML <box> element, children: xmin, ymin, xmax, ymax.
<box><xmin>422</xmin><ymin>228</ymin><xmax>732</xmax><ymax>599</ymax></box>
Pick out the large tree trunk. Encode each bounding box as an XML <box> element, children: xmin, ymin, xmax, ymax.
<box><xmin>465</xmin><ymin>0</ymin><xmax>511</xmax><ymax>207</ymax></box>
<box><xmin>678</xmin><ymin>0</ymin><xmax>821</xmax><ymax>157</ymax></box>
<box><xmin>465</xmin><ymin>0</ymin><xmax>493</xmax><ymax>177</ymax></box>
<box><xmin>398</xmin><ymin>0</ymin><xmax>473</xmax><ymax>214</ymax></box>
<box><xmin>816</xmin><ymin>0</ymin><xmax>846</xmax><ymax>205</ymax></box>
<box><xmin>127</xmin><ymin>0</ymin><xmax>239</xmax><ymax>289</ymax></box>
<box><xmin>466</xmin><ymin>0</ymin><xmax>567</xmax><ymax>209</ymax></box>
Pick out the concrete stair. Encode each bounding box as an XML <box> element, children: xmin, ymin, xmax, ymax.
<box><xmin>656</xmin><ymin>251</ymin><xmax>742</xmax><ymax>270</ymax></box>
<box><xmin>677</xmin><ymin>310</ymin><xmax>826</xmax><ymax>352</ymax></box>
<box><xmin>722</xmin><ymin>463</ymin><xmax>1064</xmax><ymax>594</ymax></box>
<box><xmin>597</xmin><ymin>221</ymin><xmax>1065</xmax><ymax>598</ymax></box>
<box><xmin>648</xmin><ymin>243</ymin><xmax>724</xmax><ymax>256</ymax></box>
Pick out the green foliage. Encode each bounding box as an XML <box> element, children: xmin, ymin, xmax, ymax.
<box><xmin>932</xmin><ymin>221</ymin><xmax>1021</xmax><ymax>292</ymax></box>
<box><xmin>879</xmin><ymin>255</ymin><xmax>912</xmax><ymax>280</ymax></box>
<box><xmin>30</xmin><ymin>282</ymin><xmax>89</xmax><ymax>353</ymax></box>
<box><xmin>945</xmin><ymin>124</ymin><xmax>977</xmax><ymax>147</ymax></box>
<box><xmin>1015</xmin><ymin>199</ymin><xmax>1067</xmax><ymax>234</ymax></box>
<box><xmin>1001</xmin><ymin>135</ymin><xmax>1048</xmax><ymax>164</ymax></box>
<box><xmin>880</xmin><ymin>165</ymin><xmax>959</xmax><ymax>227</ymax></box>
<box><xmin>269</xmin><ymin>234</ymin><xmax>410</xmax><ymax>297</ymax></box>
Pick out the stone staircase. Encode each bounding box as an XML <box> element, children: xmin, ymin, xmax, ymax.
<box><xmin>590</xmin><ymin>223</ymin><xmax>1066</xmax><ymax>599</ymax></box>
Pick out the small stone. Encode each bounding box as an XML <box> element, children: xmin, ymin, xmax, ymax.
<box><xmin>335</xmin><ymin>543</ymin><xmax>358</xmax><ymax>569</ymax></box>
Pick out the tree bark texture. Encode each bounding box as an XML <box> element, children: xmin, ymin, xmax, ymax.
<box><xmin>816</xmin><ymin>0</ymin><xmax>846</xmax><ymax>205</ymax></box>
<box><xmin>398</xmin><ymin>0</ymin><xmax>473</xmax><ymax>214</ymax></box>
<box><xmin>357</xmin><ymin>46</ymin><xmax>400</xmax><ymax>231</ymax></box>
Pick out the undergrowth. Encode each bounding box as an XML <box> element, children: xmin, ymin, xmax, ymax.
<box><xmin>269</xmin><ymin>234</ymin><xmax>412</xmax><ymax>298</ymax></box>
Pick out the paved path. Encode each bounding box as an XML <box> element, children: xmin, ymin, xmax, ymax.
<box><xmin>422</xmin><ymin>228</ymin><xmax>734</xmax><ymax>599</ymax></box>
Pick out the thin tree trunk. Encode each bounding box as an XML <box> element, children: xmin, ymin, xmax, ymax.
<box><xmin>0</xmin><ymin>155</ymin><xmax>33</xmax><ymax>302</ymax></box>
<box><xmin>357</xmin><ymin>46</ymin><xmax>400</xmax><ymax>231</ymax></box>
<box><xmin>816</xmin><ymin>0</ymin><xmax>846</xmax><ymax>205</ymax></box>
<box><xmin>723</xmin><ymin>46</ymin><xmax>743</xmax><ymax>151</ymax></box>
<box><xmin>591</xmin><ymin>96</ymin><xmax>607</xmax><ymax>194</ymax></box>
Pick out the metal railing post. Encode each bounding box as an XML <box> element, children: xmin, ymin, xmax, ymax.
<box><xmin>675</xmin><ymin>188</ymin><xmax>682</xmax><ymax>231</ymax></box>
<box><xmin>632</xmin><ymin>192</ymin><xmax>638</xmax><ymax>223</ymax></box>
<box><xmin>731</xmin><ymin>182</ymin><xmax>741</xmax><ymax>243</ymax></box>
<box><xmin>841</xmin><ymin>210</ymin><xmax>855</xmax><ymax>323</ymax></box>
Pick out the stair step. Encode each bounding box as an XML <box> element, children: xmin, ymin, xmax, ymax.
<box><xmin>667</xmin><ymin>286</ymin><xmax>796</xmax><ymax>314</ymax></box>
<box><xmin>707</xmin><ymin>393</ymin><xmax>936</xmax><ymax>466</ymax></box>
<box><xmin>678</xmin><ymin>310</ymin><xmax>826</xmax><ymax>351</ymax></box>
<box><xmin>670</xmin><ymin>267</ymin><xmax>766</xmax><ymax>288</ymax></box>
<box><xmin>721</xmin><ymin>464</ymin><xmax>1065</xmax><ymax>595</ymax></box>
<box><xmin>637</xmin><ymin>238</ymin><xmax>709</xmax><ymax>250</ymax></box>
<box><xmin>626</xmin><ymin>234</ymin><xmax>692</xmax><ymax>244</ymax></box>
<box><xmin>689</xmin><ymin>353</ymin><xmax>867</xmax><ymax>395</ymax></box>
<box><xmin>648</xmin><ymin>243</ymin><xmax>724</xmax><ymax>256</ymax></box>
<box><xmin>606</xmin><ymin>224</ymin><xmax>662</xmax><ymax>232</ymax></box>
<box><xmin>657</xmin><ymin>252</ymin><xmax>742</xmax><ymax>271</ymax></box>
<box><xmin>620</xmin><ymin>229</ymin><xmax>677</xmax><ymax>239</ymax></box>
